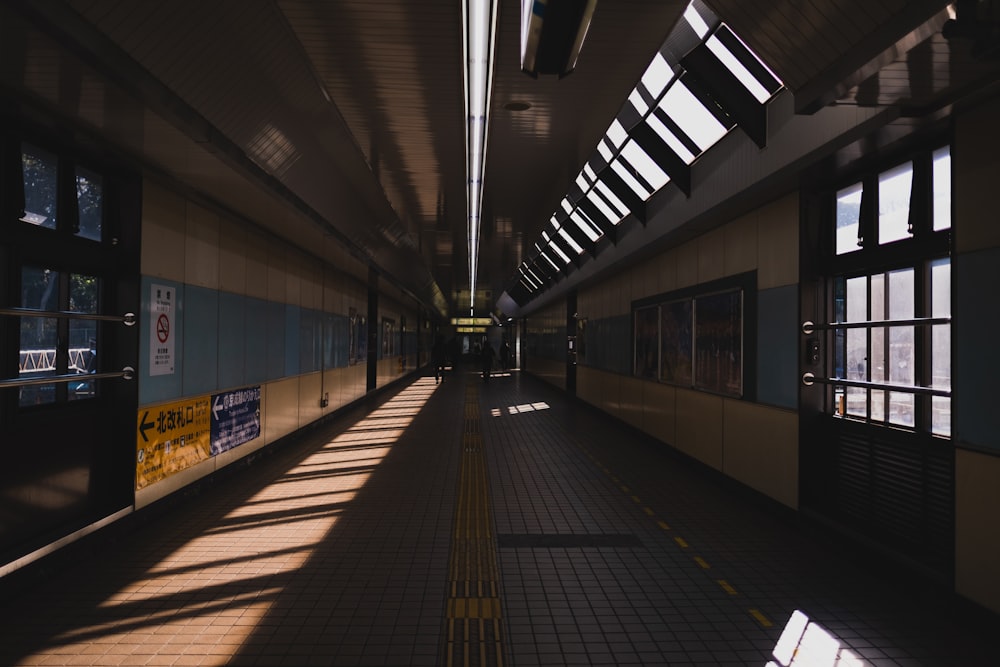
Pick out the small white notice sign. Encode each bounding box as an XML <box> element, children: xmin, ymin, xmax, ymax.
<box><xmin>150</xmin><ymin>284</ymin><xmax>175</xmax><ymax>376</ymax></box>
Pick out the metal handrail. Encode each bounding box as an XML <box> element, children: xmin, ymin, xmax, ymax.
<box><xmin>0</xmin><ymin>307</ymin><xmax>136</xmax><ymax>326</ymax></box>
<box><xmin>801</xmin><ymin>372</ymin><xmax>950</xmax><ymax>397</ymax></box>
<box><xmin>0</xmin><ymin>366</ymin><xmax>134</xmax><ymax>389</ymax></box>
<box><xmin>802</xmin><ymin>317</ymin><xmax>950</xmax><ymax>334</ymax></box>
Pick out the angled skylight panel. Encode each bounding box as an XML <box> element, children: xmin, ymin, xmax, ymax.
<box><xmin>557</xmin><ymin>226</ymin><xmax>585</xmax><ymax>255</ymax></box>
<box><xmin>570</xmin><ymin>210</ymin><xmax>602</xmax><ymax>242</ymax></box>
<box><xmin>628</xmin><ymin>88</ymin><xmax>650</xmax><ymax>116</ymax></box>
<box><xmin>620</xmin><ymin>140</ymin><xmax>670</xmax><ymax>192</ymax></box>
<box><xmin>585</xmin><ymin>187</ymin><xmax>621</xmax><ymax>226</ymax></box>
<box><xmin>593</xmin><ymin>179</ymin><xmax>629</xmax><ymax>220</ymax></box>
<box><xmin>646</xmin><ymin>111</ymin><xmax>697</xmax><ymax>164</ymax></box>
<box><xmin>543</xmin><ymin>231</ymin><xmax>572</xmax><ymax>264</ymax></box>
<box><xmin>641</xmin><ymin>52</ymin><xmax>673</xmax><ymax>99</ymax></box>
<box><xmin>659</xmin><ymin>79</ymin><xmax>728</xmax><ymax>152</ymax></box>
<box><xmin>707</xmin><ymin>25</ymin><xmax>782</xmax><ymax>103</ymax></box>
<box><xmin>606</xmin><ymin>119</ymin><xmax>629</xmax><ymax>149</ymax></box>
<box><xmin>683</xmin><ymin>1</ymin><xmax>711</xmax><ymax>38</ymax></box>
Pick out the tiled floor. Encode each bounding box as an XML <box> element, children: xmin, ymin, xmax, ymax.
<box><xmin>0</xmin><ymin>367</ymin><xmax>997</xmax><ymax>666</ymax></box>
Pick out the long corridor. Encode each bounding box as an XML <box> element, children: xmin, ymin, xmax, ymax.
<box><xmin>0</xmin><ymin>368</ymin><xmax>996</xmax><ymax>666</ymax></box>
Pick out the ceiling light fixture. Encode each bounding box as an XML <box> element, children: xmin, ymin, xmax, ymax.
<box><xmin>463</xmin><ymin>0</ymin><xmax>499</xmax><ymax>315</ymax></box>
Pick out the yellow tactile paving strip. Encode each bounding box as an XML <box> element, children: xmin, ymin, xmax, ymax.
<box><xmin>445</xmin><ymin>384</ymin><xmax>505</xmax><ymax>667</ymax></box>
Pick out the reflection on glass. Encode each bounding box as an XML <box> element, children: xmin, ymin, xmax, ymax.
<box><xmin>694</xmin><ymin>291</ymin><xmax>742</xmax><ymax>396</ymax></box>
<box><xmin>19</xmin><ymin>267</ymin><xmax>61</xmax><ymax>406</ymax></box>
<box><xmin>69</xmin><ymin>274</ymin><xmax>100</xmax><ymax>401</ymax></box>
<box><xmin>933</xmin><ymin>146</ymin><xmax>951</xmax><ymax>231</ymax></box>
<box><xmin>836</xmin><ymin>183</ymin><xmax>862</xmax><ymax>255</ymax></box>
<box><xmin>660</xmin><ymin>299</ymin><xmax>692</xmax><ymax>385</ymax></box>
<box><xmin>888</xmin><ymin>268</ymin><xmax>914</xmax><ymax>319</ymax></box>
<box><xmin>878</xmin><ymin>161</ymin><xmax>913</xmax><ymax>245</ymax></box>
<box><xmin>21</xmin><ymin>144</ymin><xmax>59</xmax><ymax>230</ymax></box>
<box><xmin>75</xmin><ymin>166</ymin><xmax>103</xmax><ymax>241</ymax></box>
<box><xmin>634</xmin><ymin>306</ymin><xmax>659</xmax><ymax>379</ymax></box>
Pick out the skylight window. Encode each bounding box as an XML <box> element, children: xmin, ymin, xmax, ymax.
<box><xmin>585</xmin><ymin>189</ymin><xmax>620</xmax><ymax>225</ymax></box>
<box><xmin>547</xmin><ymin>238</ymin><xmax>571</xmax><ymax>264</ymax></box>
<box><xmin>646</xmin><ymin>113</ymin><xmax>697</xmax><ymax>164</ymax></box>
<box><xmin>659</xmin><ymin>81</ymin><xmax>727</xmax><ymax>151</ymax></box>
<box><xmin>560</xmin><ymin>198</ymin><xmax>574</xmax><ymax>214</ymax></box>
<box><xmin>611</xmin><ymin>157</ymin><xmax>651</xmax><ymax>199</ymax></box>
<box><xmin>621</xmin><ymin>140</ymin><xmax>670</xmax><ymax>192</ymax></box>
<box><xmin>575</xmin><ymin>172</ymin><xmax>590</xmax><ymax>192</ymax></box>
<box><xmin>683</xmin><ymin>2</ymin><xmax>710</xmax><ymax>38</ymax></box>
<box><xmin>594</xmin><ymin>180</ymin><xmax>629</xmax><ymax>219</ymax></box>
<box><xmin>706</xmin><ymin>35</ymin><xmax>770</xmax><ymax>103</ymax></box>
<box><xmin>606</xmin><ymin>120</ymin><xmax>629</xmax><ymax>149</ymax></box>
<box><xmin>570</xmin><ymin>211</ymin><xmax>602</xmax><ymax>242</ymax></box>
<box><xmin>540</xmin><ymin>251</ymin><xmax>560</xmax><ymax>271</ymax></box>
<box><xmin>628</xmin><ymin>88</ymin><xmax>650</xmax><ymax>116</ymax></box>
<box><xmin>641</xmin><ymin>53</ymin><xmax>673</xmax><ymax>98</ymax></box>
<box><xmin>558</xmin><ymin>227</ymin><xmax>585</xmax><ymax>255</ymax></box>
<box><xmin>598</xmin><ymin>140</ymin><xmax>615</xmax><ymax>163</ymax></box>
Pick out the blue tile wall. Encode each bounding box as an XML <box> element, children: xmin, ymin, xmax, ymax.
<box><xmin>245</xmin><ymin>297</ymin><xmax>268</xmax><ymax>384</ymax></box>
<box><xmin>757</xmin><ymin>284</ymin><xmax>798</xmax><ymax>409</ymax></box>
<box><xmin>182</xmin><ymin>285</ymin><xmax>219</xmax><ymax>396</ymax></box>
<box><xmin>285</xmin><ymin>305</ymin><xmax>300</xmax><ymax>376</ymax></box>
<box><xmin>955</xmin><ymin>247</ymin><xmax>1000</xmax><ymax>452</ymax></box>
<box><xmin>266</xmin><ymin>300</ymin><xmax>286</xmax><ymax>380</ymax></box>
<box><xmin>218</xmin><ymin>292</ymin><xmax>246</xmax><ymax>390</ymax></box>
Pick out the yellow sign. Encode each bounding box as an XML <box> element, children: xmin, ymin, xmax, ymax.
<box><xmin>451</xmin><ymin>317</ymin><xmax>492</xmax><ymax>326</ymax></box>
<box><xmin>456</xmin><ymin>326</ymin><xmax>488</xmax><ymax>333</ymax></box>
<box><xmin>136</xmin><ymin>396</ymin><xmax>211</xmax><ymax>489</ymax></box>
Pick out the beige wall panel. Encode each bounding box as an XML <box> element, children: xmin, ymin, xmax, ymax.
<box><xmin>722</xmin><ymin>400</ymin><xmax>798</xmax><ymax>508</ymax></box>
<box><xmin>285</xmin><ymin>252</ymin><xmax>302</xmax><ymax>307</ymax></box>
<box><xmin>725</xmin><ymin>211</ymin><xmax>759</xmax><ymax>277</ymax></box>
<box><xmin>675</xmin><ymin>388</ymin><xmax>723</xmax><ymax>469</ymax></box>
<box><xmin>345</xmin><ymin>364</ymin><xmax>367</xmax><ymax>403</ymax></box>
<box><xmin>642</xmin><ymin>381</ymin><xmax>676</xmax><ymax>446</ymax></box>
<box><xmin>529</xmin><ymin>358</ymin><xmax>566</xmax><ymax>391</ymax></box>
<box><xmin>267</xmin><ymin>246</ymin><xmax>287</xmax><ymax>303</ymax></box>
<box><xmin>264</xmin><ymin>378</ymin><xmax>300</xmax><ymax>443</ymax></box>
<box><xmin>619</xmin><ymin>375</ymin><xmax>644</xmax><ymax>430</ymax></box>
<box><xmin>322</xmin><ymin>367</ymin><xmax>343</xmax><ymax>413</ymax></box>
<box><xmin>602</xmin><ymin>371</ymin><xmax>621</xmax><ymax>418</ymax></box>
<box><xmin>758</xmin><ymin>193</ymin><xmax>799</xmax><ymax>289</ymax></box>
<box><xmin>244</xmin><ymin>230</ymin><xmax>270</xmax><ymax>300</ymax></box>
<box><xmin>577</xmin><ymin>366</ymin><xmax>601</xmax><ymax>408</ymax></box>
<box><xmin>659</xmin><ymin>248</ymin><xmax>678</xmax><ymax>294</ymax></box>
<box><xmin>184</xmin><ymin>202</ymin><xmax>220</xmax><ymax>289</ymax></box>
<box><xmin>298</xmin><ymin>260</ymin><xmax>320</xmax><ymax>311</ymax></box>
<box><xmin>955</xmin><ymin>449</ymin><xmax>1000</xmax><ymax>614</ymax></box>
<box><xmin>698</xmin><ymin>226</ymin><xmax>726</xmax><ymax>283</ymax></box>
<box><xmin>298</xmin><ymin>372</ymin><xmax>323</xmax><ymax>428</ymax></box>
<box><xmin>955</xmin><ymin>95</ymin><xmax>1000</xmax><ymax>254</ymax></box>
<box><xmin>675</xmin><ymin>240</ymin><xmax>699</xmax><ymax>289</ymax></box>
<box><xmin>140</xmin><ymin>180</ymin><xmax>186</xmax><ymax>281</ymax></box>
<box><xmin>218</xmin><ymin>217</ymin><xmax>247</xmax><ymax>295</ymax></box>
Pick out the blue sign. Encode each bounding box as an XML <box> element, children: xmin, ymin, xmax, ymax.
<box><xmin>210</xmin><ymin>386</ymin><xmax>261</xmax><ymax>455</ymax></box>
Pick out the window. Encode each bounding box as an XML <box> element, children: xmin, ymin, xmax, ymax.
<box><xmin>878</xmin><ymin>162</ymin><xmax>913</xmax><ymax>245</ymax></box>
<box><xmin>17</xmin><ymin>267</ymin><xmax>101</xmax><ymax>407</ymax></box>
<box><xmin>21</xmin><ymin>144</ymin><xmax>59</xmax><ymax>230</ymax></box>
<box><xmin>827</xmin><ymin>144</ymin><xmax>951</xmax><ymax>437</ymax></box>
<box><xmin>20</xmin><ymin>142</ymin><xmax>104</xmax><ymax>241</ymax></box>
<box><xmin>633</xmin><ymin>280</ymin><xmax>747</xmax><ymax>398</ymax></box>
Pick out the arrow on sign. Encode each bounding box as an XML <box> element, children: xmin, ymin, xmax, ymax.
<box><xmin>139</xmin><ymin>411</ymin><xmax>155</xmax><ymax>442</ymax></box>
<box><xmin>213</xmin><ymin>395</ymin><xmax>224</xmax><ymax>421</ymax></box>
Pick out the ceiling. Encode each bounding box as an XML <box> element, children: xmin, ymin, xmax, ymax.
<box><xmin>2</xmin><ymin>0</ymin><xmax>995</xmax><ymax>319</ymax></box>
